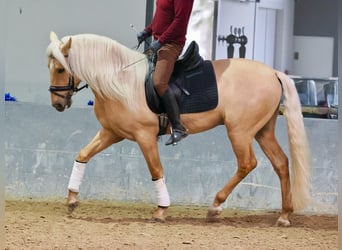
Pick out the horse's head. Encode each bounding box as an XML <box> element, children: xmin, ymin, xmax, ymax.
<box><xmin>46</xmin><ymin>31</ymin><xmax>83</xmax><ymax>112</ymax></box>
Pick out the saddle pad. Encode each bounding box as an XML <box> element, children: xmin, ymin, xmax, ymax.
<box><xmin>176</xmin><ymin>60</ymin><xmax>218</xmax><ymax>114</ymax></box>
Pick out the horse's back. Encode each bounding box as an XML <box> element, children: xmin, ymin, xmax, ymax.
<box><xmin>213</xmin><ymin>58</ymin><xmax>280</xmax><ymax>85</ymax></box>
<box><xmin>212</xmin><ymin>58</ymin><xmax>282</xmax><ymax>133</ymax></box>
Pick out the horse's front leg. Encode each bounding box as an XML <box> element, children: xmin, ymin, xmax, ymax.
<box><xmin>67</xmin><ymin>127</ymin><xmax>123</xmax><ymax>212</ymax></box>
<box><xmin>136</xmin><ymin>135</ymin><xmax>169</xmax><ymax>222</ymax></box>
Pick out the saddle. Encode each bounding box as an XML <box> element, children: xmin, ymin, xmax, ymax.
<box><xmin>145</xmin><ymin>41</ymin><xmax>218</xmax><ymax>135</ymax></box>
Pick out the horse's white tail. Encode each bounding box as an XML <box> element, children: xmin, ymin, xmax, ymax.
<box><xmin>276</xmin><ymin>71</ymin><xmax>312</xmax><ymax>212</ymax></box>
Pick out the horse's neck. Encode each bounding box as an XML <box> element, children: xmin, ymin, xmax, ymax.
<box><xmin>69</xmin><ymin>35</ymin><xmax>148</xmax><ymax>112</ymax></box>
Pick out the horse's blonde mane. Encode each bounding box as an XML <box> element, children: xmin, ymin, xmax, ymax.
<box><xmin>48</xmin><ymin>33</ymin><xmax>148</xmax><ymax>111</ymax></box>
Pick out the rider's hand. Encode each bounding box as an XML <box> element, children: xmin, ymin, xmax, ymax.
<box><xmin>137</xmin><ymin>30</ymin><xmax>149</xmax><ymax>44</ymax></box>
<box><xmin>149</xmin><ymin>40</ymin><xmax>162</xmax><ymax>52</ymax></box>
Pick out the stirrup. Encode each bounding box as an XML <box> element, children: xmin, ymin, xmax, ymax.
<box><xmin>165</xmin><ymin>129</ymin><xmax>188</xmax><ymax>146</ymax></box>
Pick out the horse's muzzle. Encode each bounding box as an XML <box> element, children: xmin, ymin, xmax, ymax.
<box><xmin>52</xmin><ymin>102</ymin><xmax>66</xmax><ymax>112</ymax></box>
<box><xmin>52</xmin><ymin>97</ymin><xmax>72</xmax><ymax>112</ymax></box>
<box><xmin>52</xmin><ymin>92</ymin><xmax>72</xmax><ymax>112</ymax></box>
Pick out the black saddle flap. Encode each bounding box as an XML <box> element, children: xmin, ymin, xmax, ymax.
<box><xmin>144</xmin><ymin>41</ymin><xmax>218</xmax><ymax>115</ymax></box>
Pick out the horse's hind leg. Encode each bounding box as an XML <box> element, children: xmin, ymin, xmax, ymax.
<box><xmin>207</xmin><ymin>133</ymin><xmax>257</xmax><ymax>221</ymax></box>
<box><xmin>67</xmin><ymin>128</ymin><xmax>123</xmax><ymax>212</ymax></box>
<box><xmin>255</xmin><ymin>113</ymin><xmax>293</xmax><ymax>226</ymax></box>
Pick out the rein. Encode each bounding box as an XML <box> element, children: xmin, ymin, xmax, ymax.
<box><xmin>120</xmin><ymin>46</ymin><xmax>155</xmax><ymax>71</ymax></box>
<box><xmin>120</xmin><ymin>56</ymin><xmax>148</xmax><ymax>71</ymax></box>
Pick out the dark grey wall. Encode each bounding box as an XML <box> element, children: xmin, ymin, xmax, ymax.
<box><xmin>144</xmin><ymin>0</ymin><xmax>154</xmax><ymax>51</ymax></box>
<box><xmin>294</xmin><ymin>0</ymin><xmax>338</xmax><ymax>76</ymax></box>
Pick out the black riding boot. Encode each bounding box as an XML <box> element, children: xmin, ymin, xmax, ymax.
<box><xmin>160</xmin><ymin>88</ymin><xmax>188</xmax><ymax>146</ymax></box>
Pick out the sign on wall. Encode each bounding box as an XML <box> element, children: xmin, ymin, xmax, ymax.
<box><xmin>215</xmin><ymin>0</ymin><xmax>284</xmax><ymax>68</ymax></box>
<box><xmin>215</xmin><ymin>0</ymin><xmax>257</xmax><ymax>60</ymax></box>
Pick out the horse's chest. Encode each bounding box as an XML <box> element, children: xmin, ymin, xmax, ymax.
<box><xmin>95</xmin><ymin>106</ymin><xmax>141</xmax><ymax>138</ymax></box>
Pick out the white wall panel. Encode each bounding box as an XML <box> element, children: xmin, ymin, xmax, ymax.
<box><xmin>215</xmin><ymin>0</ymin><xmax>291</xmax><ymax>70</ymax></box>
<box><xmin>292</xmin><ymin>36</ymin><xmax>334</xmax><ymax>78</ymax></box>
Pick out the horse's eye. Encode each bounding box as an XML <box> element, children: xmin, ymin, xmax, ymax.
<box><xmin>57</xmin><ymin>68</ymin><xmax>65</xmax><ymax>74</ymax></box>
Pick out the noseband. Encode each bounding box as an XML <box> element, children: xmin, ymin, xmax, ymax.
<box><xmin>49</xmin><ymin>75</ymin><xmax>88</xmax><ymax>99</ymax></box>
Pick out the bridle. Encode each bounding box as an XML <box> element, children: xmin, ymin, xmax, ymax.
<box><xmin>48</xmin><ymin>55</ymin><xmax>88</xmax><ymax>100</ymax></box>
<box><xmin>48</xmin><ymin>75</ymin><xmax>88</xmax><ymax>99</ymax></box>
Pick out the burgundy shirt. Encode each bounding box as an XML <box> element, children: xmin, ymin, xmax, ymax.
<box><xmin>145</xmin><ymin>0</ymin><xmax>194</xmax><ymax>46</ymax></box>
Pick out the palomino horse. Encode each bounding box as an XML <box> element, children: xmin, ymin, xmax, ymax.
<box><xmin>46</xmin><ymin>31</ymin><xmax>311</xmax><ymax>226</ymax></box>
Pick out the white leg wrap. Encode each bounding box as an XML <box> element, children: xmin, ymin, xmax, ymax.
<box><xmin>68</xmin><ymin>161</ymin><xmax>86</xmax><ymax>193</ymax></box>
<box><xmin>153</xmin><ymin>177</ymin><xmax>170</xmax><ymax>207</ymax></box>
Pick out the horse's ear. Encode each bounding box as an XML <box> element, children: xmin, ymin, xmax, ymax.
<box><xmin>61</xmin><ymin>37</ymin><xmax>72</xmax><ymax>55</ymax></box>
<box><xmin>50</xmin><ymin>31</ymin><xmax>59</xmax><ymax>42</ymax></box>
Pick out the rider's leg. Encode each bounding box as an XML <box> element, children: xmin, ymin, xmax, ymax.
<box><xmin>160</xmin><ymin>88</ymin><xmax>188</xmax><ymax>145</ymax></box>
<box><xmin>153</xmin><ymin>44</ymin><xmax>188</xmax><ymax>145</ymax></box>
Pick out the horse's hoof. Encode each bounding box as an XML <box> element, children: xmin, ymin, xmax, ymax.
<box><xmin>206</xmin><ymin>206</ymin><xmax>222</xmax><ymax>222</ymax></box>
<box><xmin>151</xmin><ymin>207</ymin><xmax>167</xmax><ymax>222</ymax></box>
<box><xmin>67</xmin><ymin>201</ymin><xmax>79</xmax><ymax>213</ymax></box>
<box><xmin>150</xmin><ymin>216</ymin><xmax>166</xmax><ymax>223</ymax></box>
<box><xmin>275</xmin><ymin>217</ymin><xmax>291</xmax><ymax>227</ymax></box>
<box><xmin>206</xmin><ymin>216</ymin><xmax>221</xmax><ymax>223</ymax></box>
